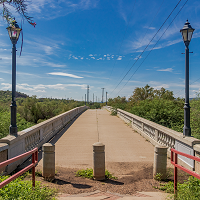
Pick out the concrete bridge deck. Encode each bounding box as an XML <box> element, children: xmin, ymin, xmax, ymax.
<box><xmin>55</xmin><ymin>109</ymin><xmax>154</xmax><ymax>169</ymax></box>
<box><xmin>35</xmin><ymin>109</ymin><xmax>170</xmax><ymax>199</ymax></box>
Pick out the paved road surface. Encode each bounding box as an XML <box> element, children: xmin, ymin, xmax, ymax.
<box><xmin>36</xmin><ymin>109</ymin><xmax>170</xmax><ymax>199</ymax></box>
<box><xmin>52</xmin><ymin>109</ymin><xmax>154</xmax><ymax>169</ymax></box>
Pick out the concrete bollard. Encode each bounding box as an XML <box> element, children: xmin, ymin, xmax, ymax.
<box><xmin>42</xmin><ymin>143</ymin><xmax>55</xmax><ymax>180</ymax></box>
<box><xmin>153</xmin><ymin>145</ymin><xmax>168</xmax><ymax>180</ymax></box>
<box><xmin>93</xmin><ymin>142</ymin><xmax>105</xmax><ymax>180</ymax></box>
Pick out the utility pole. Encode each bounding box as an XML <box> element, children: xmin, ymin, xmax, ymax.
<box><xmin>87</xmin><ymin>85</ymin><xmax>89</xmax><ymax>104</ymax></box>
<box><xmin>101</xmin><ymin>88</ymin><xmax>105</xmax><ymax>103</ymax></box>
<box><xmin>96</xmin><ymin>96</ymin><xmax>97</xmax><ymax>103</ymax></box>
<box><xmin>106</xmin><ymin>92</ymin><xmax>108</xmax><ymax>106</ymax></box>
<box><xmin>93</xmin><ymin>93</ymin><xmax>94</xmax><ymax>104</ymax></box>
<box><xmin>85</xmin><ymin>94</ymin><xmax>86</xmax><ymax>105</ymax></box>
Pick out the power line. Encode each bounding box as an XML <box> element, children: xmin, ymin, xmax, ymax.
<box><xmin>174</xmin><ymin>77</ymin><xmax>200</xmax><ymax>97</ymax></box>
<box><xmin>113</xmin><ymin>0</ymin><xmax>165</xmax><ymax>88</ymax></box>
<box><xmin>116</xmin><ymin>0</ymin><xmax>189</xmax><ymax>96</ymax></box>
<box><xmin>110</xmin><ymin>0</ymin><xmax>183</xmax><ymax>96</ymax></box>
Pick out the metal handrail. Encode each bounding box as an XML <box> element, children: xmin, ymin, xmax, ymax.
<box><xmin>171</xmin><ymin>148</ymin><xmax>200</xmax><ymax>194</ymax></box>
<box><xmin>0</xmin><ymin>147</ymin><xmax>38</xmax><ymax>189</ymax></box>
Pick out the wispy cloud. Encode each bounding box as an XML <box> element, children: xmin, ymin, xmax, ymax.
<box><xmin>1</xmin><ymin>82</ymin><xmax>87</xmax><ymax>92</ymax></box>
<box><xmin>134</xmin><ymin>55</ymin><xmax>142</xmax><ymax>60</ymax></box>
<box><xmin>47</xmin><ymin>72</ymin><xmax>83</xmax><ymax>78</ymax></box>
<box><xmin>144</xmin><ymin>26</ymin><xmax>155</xmax><ymax>30</ymax></box>
<box><xmin>157</xmin><ymin>68</ymin><xmax>173</xmax><ymax>72</ymax></box>
<box><xmin>28</xmin><ymin>0</ymin><xmax>99</xmax><ymax>20</ymax></box>
<box><xmin>117</xmin><ymin>56</ymin><xmax>122</xmax><ymax>60</ymax></box>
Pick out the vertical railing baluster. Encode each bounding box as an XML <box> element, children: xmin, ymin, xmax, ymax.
<box><xmin>174</xmin><ymin>152</ymin><xmax>177</xmax><ymax>195</ymax></box>
<box><xmin>32</xmin><ymin>152</ymin><xmax>35</xmax><ymax>188</ymax></box>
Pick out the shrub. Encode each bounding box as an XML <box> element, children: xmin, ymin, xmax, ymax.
<box><xmin>0</xmin><ymin>175</ymin><xmax>56</xmax><ymax>200</ymax></box>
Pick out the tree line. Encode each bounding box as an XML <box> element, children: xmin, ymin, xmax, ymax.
<box><xmin>106</xmin><ymin>85</ymin><xmax>200</xmax><ymax>139</ymax></box>
<box><xmin>0</xmin><ymin>91</ymin><xmax>88</xmax><ymax>139</ymax></box>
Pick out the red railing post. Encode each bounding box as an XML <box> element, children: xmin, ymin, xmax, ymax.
<box><xmin>32</xmin><ymin>151</ymin><xmax>35</xmax><ymax>188</ymax></box>
<box><xmin>174</xmin><ymin>152</ymin><xmax>177</xmax><ymax>194</ymax></box>
<box><xmin>0</xmin><ymin>147</ymin><xmax>38</xmax><ymax>190</ymax></box>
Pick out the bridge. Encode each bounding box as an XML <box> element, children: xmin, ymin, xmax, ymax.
<box><xmin>36</xmin><ymin>108</ymin><xmax>169</xmax><ymax>199</ymax></box>
<box><xmin>0</xmin><ymin>106</ymin><xmax>200</xmax><ymax>199</ymax></box>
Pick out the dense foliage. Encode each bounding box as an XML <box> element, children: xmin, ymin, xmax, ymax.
<box><xmin>107</xmin><ymin>85</ymin><xmax>200</xmax><ymax>139</ymax></box>
<box><xmin>159</xmin><ymin>176</ymin><xmax>200</xmax><ymax>200</ymax></box>
<box><xmin>0</xmin><ymin>90</ymin><xmax>85</xmax><ymax>139</ymax></box>
<box><xmin>0</xmin><ymin>174</ymin><xmax>56</xmax><ymax>200</ymax></box>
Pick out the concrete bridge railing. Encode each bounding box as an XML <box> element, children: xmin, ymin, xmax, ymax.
<box><xmin>106</xmin><ymin>106</ymin><xmax>200</xmax><ymax>173</ymax></box>
<box><xmin>0</xmin><ymin>105</ymin><xmax>88</xmax><ymax>174</ymax></box>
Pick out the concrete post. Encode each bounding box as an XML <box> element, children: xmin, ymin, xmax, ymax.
<box><xmin>155</xmin><ymin>130</ymin><xmax>158</xmax><ymax>142</ymax></box>
<box><xmin>93</xmin><ymin>142</ymin><xmax>105</xmax><ymax>180</ymax></box>
<box><xmin>141</xmin><ymin>123</ymin><xmax>144</xmax><ymax>132</ymax></box>
<box><xmin>153</xmin><ymin>145</ymin><xmax>168</xmax><ymax>180</ymax></box>
<box><xmin>42</xmin><ymin>143</ymin><xmax>55</xmax><ymax>180</ymax></box>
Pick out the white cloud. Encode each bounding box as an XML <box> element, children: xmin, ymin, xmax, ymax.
<box><xmin>144</xmin><ymin>26</ymin><xmax>155</xmax><ymax>30</ymax></box>
<box><xmin>48</xmin><ymin>72</ymin><xmax>83</xmax><ymax>78</ymax></box>
<box><xmin>117</xmin><ymin>56</ymin><xmax>122</xmax><ymax>60</ymax></box>
<box><xmin>43</xmin><ymin>62</ymin><xmax>66</xmax><ymax>68</ymax></box>
<box><xmin>1</xmin><ymin>83</ymin><xmax>11</xmax><ymax>90</ymax></box>
<box><xmin>157</xmin><ymin>68</ymin><xmax>173</xmax><ymax>72</ymax></box>
<box><xmin>28</xmin><ymin>0</ymin><xmax>99</xmax><ymax>20</ymax></box>
<box><xmin>134</xmin><ymin>55</ymin><xmax>142</xmax><ymax>60</ymax></box>
<box><xmin>1</xmin><ymin>82</ymin><xmax>87</xmax><ymax>92</ymax></box>
<box><xmin>89</xmin><ymin>54</ymin><xmax>93</xmax><ymax>56</ymax></box>
<box><xmin>72</xmin><ymin>56</ymin><xmax>78</xmax><ymax>60</ymax></box>
<box><xmin>91</xmin><ymin>57</ymin><xmax>95</xmax><ymax>59</ymax></box>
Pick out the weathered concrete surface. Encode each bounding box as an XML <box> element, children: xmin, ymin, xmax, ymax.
<box><xmin>37</xmin><ymin>109</ymin><xmax>154</xmax><ymax>169</ymax></box>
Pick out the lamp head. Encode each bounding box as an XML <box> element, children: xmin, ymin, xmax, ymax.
<box><xmin>180</xmin><ymin>20</ymin><xmax>195</xmax><ymax>46</ymax></box>
<box><xmin>6</xmin><ymin>20</ymin><xmax>21</xmax><ymax>44</ymax></box>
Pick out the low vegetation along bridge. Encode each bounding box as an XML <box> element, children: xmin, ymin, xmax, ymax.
<box><xmin>2</xmin><ymin>106</ymin><xmax>199</xmax><ymax>199</ymax></box>
<box><xmin>35</xmin><ymin>108</ymin><xmax>170</xmax><ymax>199</ymax></box>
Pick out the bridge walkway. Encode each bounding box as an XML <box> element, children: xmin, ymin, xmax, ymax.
<box><xmin>35</xmin><ymin>109</ymin><xmax>170</xmax><ymax>199</ymax></box>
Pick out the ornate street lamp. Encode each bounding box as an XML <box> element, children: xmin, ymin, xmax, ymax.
<box><xmin>7</xmin><ymin>20</ymin><xmax>22</xmax><ymax>136</ymax></box>
<box><xmin>180</xmin><ymin>20</ymin><xmax>195</xmax><ymax>137</ymax></box>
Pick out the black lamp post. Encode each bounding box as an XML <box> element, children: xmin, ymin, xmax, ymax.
<box><xmin>7</xmin><ymin>20</ymin><xmax>22</xmax><ymax>136</ymax></box>
<box><xmin>180</xmin><ymin>20</ymin><xmax>195</xmax><ymax>137</ymax></box>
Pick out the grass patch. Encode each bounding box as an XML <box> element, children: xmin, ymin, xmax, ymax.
<box><xmin>0</xmin><ymin>174</ymin><xmax>56</xmax><ymax>200</ymax></box>
<box><xmin>75</xmin><ymin>168</ymin><xmax>117</xmax><ymax>180</ymax></box>
<box><xmin>158</xmin><ymin>176</ymin><xmax>200</xmax><ymax>199</ymax></box>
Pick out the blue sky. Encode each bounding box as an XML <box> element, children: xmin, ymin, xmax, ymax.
<box><xmin>0</xmin><ymin>0</ymin><xmax>200</xmax><ymax>101</ymax></box>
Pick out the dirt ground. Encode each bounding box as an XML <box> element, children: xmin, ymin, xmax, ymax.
<box><xmin>23</xmin><ymin>162</ymin><xmax>190</xmax><ymax>195</ymax></box>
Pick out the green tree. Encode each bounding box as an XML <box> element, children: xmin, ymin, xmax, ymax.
<box><xmin>154</xmin><ymin>87</ymin><xmax>174</xmax><ymax>100</ymax></box>
<box><xmin>190</xmin><ymin>94</ymin><xmax>200</xmax><ymax>139</ymax></box>
<box><xmin>128</xmin><ymin>84</ymin><xmax>154</xmax><ymax>102</ymax></box>
<box><xmin>108</xmin><ymin>96</ymin><xmax>127</xmax><ymax>110</ymax></box>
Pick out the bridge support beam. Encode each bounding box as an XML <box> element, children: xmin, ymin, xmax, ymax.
<box><xmin>42</xmin><ymin>143</ymin><xmax>55</xmax><ymax>180</ymax></box>
<box><xmin>153</xmin><ymin>145</ymin><xmax>168</xmax><ymax>180</ymax></box>
<box><xmin>93</xmin><ymin>142</ymin><xmax>105</xmax><ymax>180</ymax></box>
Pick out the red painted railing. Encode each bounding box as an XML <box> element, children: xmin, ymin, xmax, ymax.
<box><xmin>171</xmin><ymin>148</ymin><xmax>200</xmax><ymax>194</ymax></box>
<box><xmin>0</xmin><ymin>147</ymin><xmax>38</xmax><ymax>189</ymax></box>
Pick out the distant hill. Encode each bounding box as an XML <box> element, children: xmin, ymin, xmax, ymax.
<box><xmin>0</xmin><ymin>90</ymin><xmax>28</xmax><ymax>102</ymax></box>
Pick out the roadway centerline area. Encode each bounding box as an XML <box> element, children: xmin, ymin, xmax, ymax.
<box><xmin>38</xmin><ymin>109</ymin><xmax>154</xmax><ymax>171</ymax></box>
